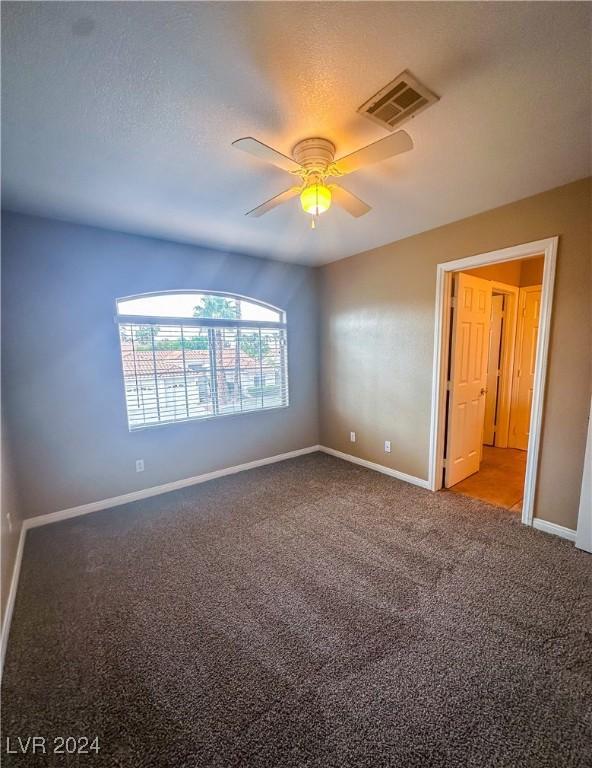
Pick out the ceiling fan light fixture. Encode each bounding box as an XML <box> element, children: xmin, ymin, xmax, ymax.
<box><xmin>234</xmin><ymin>130</ymin><xmax>414</xmax><ymax>219</ymax></box>
<box><xmin>300</xmin><ymin>183</ymin><xmax>332</xmax><ymax>216</ymax></box>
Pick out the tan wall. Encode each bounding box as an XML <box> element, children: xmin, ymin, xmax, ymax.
<box><xmin>320</xmin><ymin>177</ymin><xmax>591</xmax><ymax>530</ymax></box>
<box><xmin>465</xmin><ymin>260</ymin><xmax>523</xmax><ymax>285</ymax></box>
<box><xmin>464</xmin><ymin>255</ymin><xmax>544</xmax><ymax>286</ymax></box>
<box><xmin>519</xmin><ymin>256</ymin><xmax>545</xmax><ymax>286</ymax></box>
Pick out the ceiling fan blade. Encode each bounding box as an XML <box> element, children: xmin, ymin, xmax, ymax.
<box><xmin>331</xmin><ymin>184</ymin><xmax>372</xmax><ymax>217</ymax></box>
<box><xmin>245</xmin><ymin>186</ymin><xmax>301</xmax><ymax>217</ymax></box>
<box><xmin>334</xmin><ymin>130</ymin><xmax>413</xmax><ymax>175</ymax></box>
<box><xmin>233</xmin><ymin>137</ymin><xmax>303</xmax><ymax>174</ymax></box>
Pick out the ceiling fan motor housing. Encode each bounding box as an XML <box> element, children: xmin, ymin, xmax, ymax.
<box><xmin>292</xmin><ymin>138</ymin><xmax>336</xmax><ymax>173</ymax></box>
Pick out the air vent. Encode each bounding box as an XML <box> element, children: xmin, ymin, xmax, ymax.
<box><xmin>358</xmin><ymin>70</ymin><xmax>439</xmax><ymax>131</ymax></box>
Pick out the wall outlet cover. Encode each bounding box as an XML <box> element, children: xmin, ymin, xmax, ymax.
<box><xmin>350</xmin><ymin>432</ymin><xmax>356</xmax><ymax>443</ymax></box>
<box><xmin>135</xmin><ymin>459</ymin><xmax>145</xmax><ymax>473</ymax></box>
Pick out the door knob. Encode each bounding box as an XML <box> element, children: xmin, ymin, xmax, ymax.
<box><xmin>480</xmin><ymin>387</ymin><xmax>487</xmax><ymax>395</ymax></box>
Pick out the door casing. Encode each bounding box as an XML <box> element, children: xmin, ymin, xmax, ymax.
<box><xmin>488</xmin><ymin>281</ymin><xmax>519</xmax><ymax>448</ymax></box>
<box><xmin>509</xmin><ymin>285</ymin><xmax>543</xmax><ymax>450</ymax></box>
<box><xmin>483</xmin><ymin>293</ymin><xmax>505</xmax><ymax>447</ymax></box>
<box><xmin>428</xmin><ymin>237</ymin><xmax>558</xmax><ymax>527</ymax></box>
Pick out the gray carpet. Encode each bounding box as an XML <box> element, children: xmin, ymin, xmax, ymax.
<box><xmin>2</xmin><ymin>452</ymin><xmax>591</xmax><ymax>767</ymax></box>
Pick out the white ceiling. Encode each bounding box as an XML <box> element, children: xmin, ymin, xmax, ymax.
<box><xmin>2</xmin><ymin>2</ymin><xmax>591</xmax><ymax>266</ymax></box>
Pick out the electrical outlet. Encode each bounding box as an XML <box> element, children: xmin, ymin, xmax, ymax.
<box><xmin>350</xmin><ymin>431</ymin><xmax>356</xmax><ymax>443</ymax></box>
<box><xmin>384</xmin><ymin>440</ymin><xmax>391</xmax><ymax>453</ymax></box>
<box><xmin>135</xmin><ymin>459</ymin><xmax>144</xmax><ymax>473</ymax></box>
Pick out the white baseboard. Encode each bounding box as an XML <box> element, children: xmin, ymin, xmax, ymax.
<box><xmin>1</xmin><ymin>447</ymin><xmax>575</xmax><ymax>677</ymax></box>
<box><xmin>532</xmin><ymin>518</ymin><xmax>577</xmax><ymax>542</ymax></box>
<box><xmin>319</xmin><ymin>445</ymin><xmax>430</xmax><ymax>489</ymax></box>
<box><xmin>1</xmin><ymin>445</ymin><xmax>321</xmax><ymax>678</ymax></box>
<box><xmin>319</xmin><ymin>448</ymin><xmax>577</xmax><ymax>542</ymax></box>
<box><xmin>24</xmin><ymin>445</ymin><xmax>321</xmax><ymax>531</ymax></box>
<box><xmin>1</xmin><ymin>523</ymin><xmax>26</xmax><ymax>676</ymax></box>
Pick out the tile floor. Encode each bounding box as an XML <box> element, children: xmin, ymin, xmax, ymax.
<box><xmin>448</xmin><ymin>446</ymin><xmax>527</xmax><ymax>511</ymax></box>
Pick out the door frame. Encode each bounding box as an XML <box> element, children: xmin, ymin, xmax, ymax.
<box><xmin>489</xmin><ymin>281</ymin><xmax>519</xmax><ymax>448</ymax></box>
<box><xmin>428</xmin><ymin>237</ymin><xmax>558</xmax><ymax>526</ymax></box>
<box><xmin>508</xmin><ymin>284</ymin><xmax>543</xmax><ymax>450</ymax></box>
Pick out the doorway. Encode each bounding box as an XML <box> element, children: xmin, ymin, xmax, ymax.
<box><xmin>428</xmin><ymin>238</ymin><xmax>558</xmax><ymax>527</ymax></box>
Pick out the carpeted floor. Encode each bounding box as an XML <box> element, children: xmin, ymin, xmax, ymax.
<box><xmin>2</xmin><ymin>452</ymin><xmax>591</xmax><ymax>767</ymax></box>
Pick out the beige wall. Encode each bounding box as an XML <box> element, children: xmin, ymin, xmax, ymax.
<box><xmin>465</xmin><ymin>259</ymin><xmax>522</xmax><ymax>285</ymax></box>
<box><xmin>1</xmin><ymin>414</ymin><xmax>22</xmax><ymax>625</ymax></box>
<box><xmin>465</xmin><ymin>255</ymin><xmax>544</xmax><ymax>286</ymax></box>
<box><xmin>2</xmin><ymin>212</ymin><xmax>320</xmax><ymax>519</ymax></box>
<box><xmin>320</xmin><ymin>178</ymin><xmax>591</xmax><ymax>530</ymax></box>
<box><xmin>1</xmin><ymin>180</ymin><xmax>590</xmax><ymax>533</ymax></box>
<box><xmin>519</xmin><ymin>256</ymin><xmax>545</xmax><ymax>286</ymax></box>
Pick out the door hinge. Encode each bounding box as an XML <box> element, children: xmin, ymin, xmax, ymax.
<box><xmin>446</xmin><ymin>381</ymin><xmax>452</xmax><ymax>391</ymax></box>
<box><xmin>442</xmin><ymin>458</ymin><xmax>447</xmax><ymax>469</ymax></box>
<box><xmin>450</xmin><ymin>297</ymin><xmax>456</xmax><ymax>308</ymax></box>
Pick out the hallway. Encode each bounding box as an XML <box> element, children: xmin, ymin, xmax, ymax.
<box><xmin>448</xmin><ymin>446</ymin><xmax>527</xmax><ymax>512</ymax></box>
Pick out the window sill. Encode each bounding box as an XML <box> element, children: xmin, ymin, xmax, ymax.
<box><xmin>127</xmin><ymin>403</ymin><xmax>291</xmax><ymax>433</ymax></box>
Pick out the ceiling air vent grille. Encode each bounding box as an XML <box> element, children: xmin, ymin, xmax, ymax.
<box><xmin>358</xmin><ymin>70</ymin><xmax>439</xmax><ymax>131</ymax></box>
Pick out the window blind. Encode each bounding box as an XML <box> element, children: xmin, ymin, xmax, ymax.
<box><xmin>118</xmin><ymin>319</ymin><xmax>289</xmax><ymax>429</ymax></box>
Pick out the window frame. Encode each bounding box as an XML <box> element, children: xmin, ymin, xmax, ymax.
<box><xmin>115</xmin><ymin>290</ymin><xmax>289</xmax><ymax>432</ymax></box>
<box><xmin>116</xmin><ymin>289</ymin><xmax>286</xmax><ymax>326</ymax></box>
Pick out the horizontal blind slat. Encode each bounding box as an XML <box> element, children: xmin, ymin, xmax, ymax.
<box><xmin>119</xmin><ymin>320</ymin><xmax>288</xmax><ymax>429</ymax></box>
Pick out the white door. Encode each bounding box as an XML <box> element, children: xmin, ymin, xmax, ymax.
<box><xmin>445</xmin><ymin>273</ymin><xmax>492</xmax><ymax>488</ymax></box>
<box><xmin>509</xmin><ymin>286</ymin><xmax>541</xmax><ymax>450</ymax></box>
<box><xmin>483</xmin><ymin>294</ymin><xmax>504</xmax><ymax>446</ymax></box>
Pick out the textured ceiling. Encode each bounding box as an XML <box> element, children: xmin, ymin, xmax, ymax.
<box><xmin>2</xmin><ymin>2</ymin><xmax>591</xmax><ymax>265</ymax></box>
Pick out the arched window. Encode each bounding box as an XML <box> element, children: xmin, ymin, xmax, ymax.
<box><xmin>116</xmin><ymin>292</ymin><xmax>288</xmax><ymax>429</ymax></box>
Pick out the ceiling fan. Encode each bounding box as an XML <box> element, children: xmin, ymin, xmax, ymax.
<box><xmin>232</xmin><ymin>131</ymin><xmax>413</xmax><ymax>226</ymax></box>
